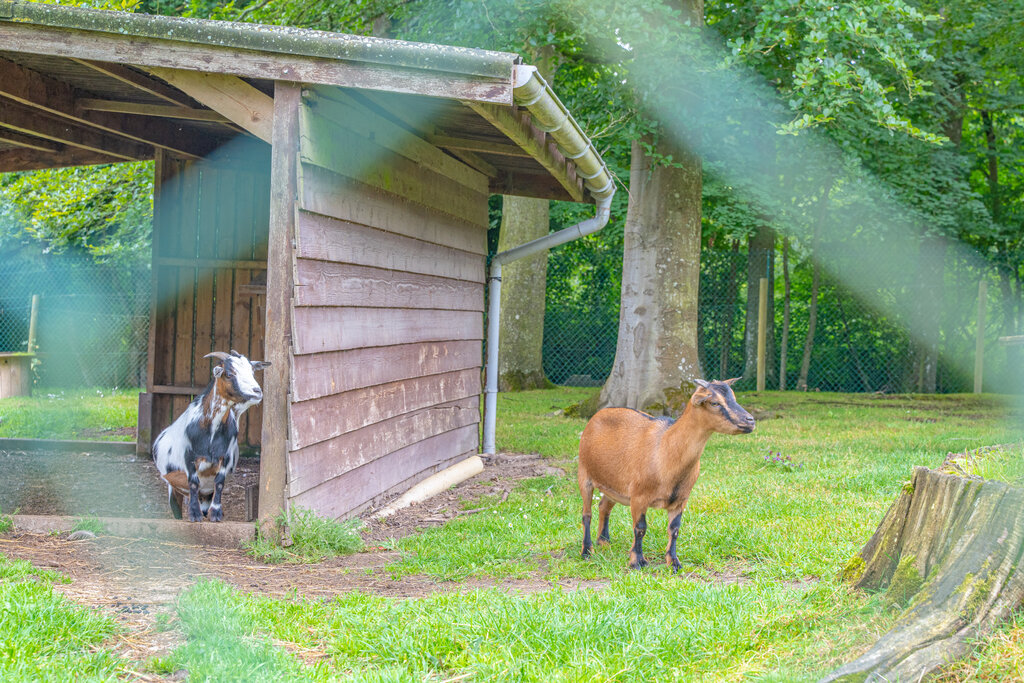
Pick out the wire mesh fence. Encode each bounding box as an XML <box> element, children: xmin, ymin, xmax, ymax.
<box><xmin>0</xmin><ymin>256</ymin><xmax>149</xmax><ymax>390</ymax></box>
<box><xmin>0</xmin><ymin>242</ymin><xmax>1019</xmax><ymax>395</ymax></box>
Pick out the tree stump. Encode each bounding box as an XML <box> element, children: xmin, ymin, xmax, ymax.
<box><xmin>822</xmin><ymin>466</ymin><xmax>1024</xmax><ymax>682</ymax></box>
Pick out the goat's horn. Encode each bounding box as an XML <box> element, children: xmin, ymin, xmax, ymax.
<box><xmin>204</xmin><ymin>352</ymin><xmax>230</xmax><ymax>361</ymax></box>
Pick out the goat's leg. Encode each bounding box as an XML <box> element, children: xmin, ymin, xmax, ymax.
<box><xmin>628</xmin><ymin>503</ymin><xmax>649</xmax><ymax>570</ymax></box>
<box><xmin>665</xmin><ymin>507</ymin><xmax>684</xmax><ymax>573</ymax></box>
<box><xmin>208</xmin><ymin>469</ymin><xmax>227</xmax><ymax>522</ymax></box>
<box><xmin>597</xmin><ymin>496</ymin><xmax>614</xmax><ymax>545</ymax></box>
<box><xmin>168</xmin><ymin>486</ymin><xmax>183</xmax><ymax>520</ymax></box>
<box><xmin>186</xmin><ymin>463</ymin><xmax>203</xmax><ymax>522</ymax></box>
<box><xmin>579</xmin><ymin>468</ymin><xmax>595</xmax><ymax>558</ymax></box>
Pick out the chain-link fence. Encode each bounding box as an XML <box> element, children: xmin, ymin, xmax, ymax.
<box><xmin>1</xmin><ymin>240</ymin><xmax>1019</xmax><ymax>395</ymax></box>
<box><xmin>545</xmin><ymin>240</ymin><xmax>1022</xmax><ymax>394</ymax></box>
<box><xmin>0</xmin><ymin>256</ymin><xmax>149</xmax><ymax>389</ymax></box>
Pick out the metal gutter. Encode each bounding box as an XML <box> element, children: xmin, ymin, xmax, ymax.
<box><xmin>482</xmin><ymin>65</ymin><xmax>616</xmax><ymax>455</ymax></box>
<box><xmin>0</xmin><ymin>1</ymin><xmax>518</xmax><ymax>79</ymax></box>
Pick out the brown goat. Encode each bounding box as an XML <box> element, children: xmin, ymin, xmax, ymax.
<box><xmin>578</xmin><ymin>378</ymin><xmax>755</xmax><ymax>571</ymax></box>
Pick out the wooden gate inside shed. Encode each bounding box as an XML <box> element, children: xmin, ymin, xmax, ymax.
<box><xmin>138</xmin><ymin>145</ymin><xmax>271</xmax><ymax>454</ymax></box>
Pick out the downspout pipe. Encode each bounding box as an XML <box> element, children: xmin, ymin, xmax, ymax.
<box><xmin>482</xmin><ymin>194</ymin><xmax>613</xmax><ymax>455</ymax></box>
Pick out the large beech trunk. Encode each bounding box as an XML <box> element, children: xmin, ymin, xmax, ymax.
<box><xmin>822</xmin><ymin>467</ymin><xmax>1024</xmax><ymax>682</ymax></box>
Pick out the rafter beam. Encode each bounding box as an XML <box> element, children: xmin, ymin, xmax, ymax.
<box><xmin>428</xmin><ymin>133</ymin><xmax>532</xmax><ymax>158</ymax></box>
<box><xmin>76</xmin><ymin>98</ymin><xmax>230</xmax><ymax>123</ymax></box>
<box><xmin>145</xmin><ymin>67</ymin><xmax>273</xmax><ymax>143</ymax></box>
<box><xmin>0</xmin><ymin>57</ymin><xmax>223</xmax><ymax>159</ymax></box>
<box><xmin>0</xmin><ymin>128</ymin><xmax>60</xmax><ymax>153</ymax></box>
<box><xmin>463</xmin><ymin>101</ymin><xmax>584</xmax><ymax>202</ymax></box>
<box><xmin>0</xmin><ymin>146</ymin><xmax>122</xmax><ymax>172</ymax></box>
<box><xmin>70</xmin><ymin>58</ymin><xmax>199</xmax><ymax>106</ymax></box>
<box><xmin>0</xmin><ymin>97</ymin><xmax>150</xmax><ymax>160</ymax></box>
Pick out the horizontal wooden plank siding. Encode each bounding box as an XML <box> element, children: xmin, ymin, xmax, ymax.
<box><xmin>300</xmin><ymin>164</ymin><xmax>486</xmax><ymax>255</ymax></box>
<box><xmin>288</xmin><ymin>398</ymin><xmax>479</xmax><ymax>497</ymax></box>
<box><xmin>290</xmin><ymin>340</ymin><xmax>481</xmax><ymax>403</ymax></box>
<box><xmin>286</xmin><ymin>92</ymin><xmax>488</xmax><ymax>519</ymax></box>
<box><xmin>295</xmin><ymin>210</ymin><xmax>484</xmax><ymax>283</ymax></box>
<box><xmin>290</xmin><ymin>368</ymin><xmax>479</xmax><ymax>450</ymax></box>
<box><xmin>289</xmin><ymin>426</ymin><xmax>479</xmax><ymax>517</ymax></box>
<box><xmin>294</xmin><ymin>259</ymin><xmax>484</xmax><ymax>311</ymax></box>
<box><xmin>293</xmin><ymin>307</ymin><xmax>482</xmax><ymax>355</ymax></box>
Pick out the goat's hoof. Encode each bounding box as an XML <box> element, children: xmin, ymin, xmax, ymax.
<box><xmin>597</xmin><ymin>537</ymin><xmax>611</xmax><ymax>546</ymax></box>
<box><xmin>628</xmin><ymin>555</ymin><xmax>648</xmax><ymax>570</ymax></box>
<box><xmin>208</xmin><ymin>507</ymin><xmax>224</xmax><ymax>522</ymax></box>
<box><xmin>581</xmin><ymin>546</ymin><xmax>592</xmax><ymax>559</ymax></box>
<box><xmin>666</xmin><ymin>555</ymin><xmax>682</xmax><ymax>573</ymax></box>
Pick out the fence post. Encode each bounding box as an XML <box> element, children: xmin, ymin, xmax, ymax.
<box><xmin>757</xmin><ymin>277</ymin><xmax>767</xmax><ymax>392</ymax></box>
<box><xmin>974</xmin><ymin>280</ymin><xmax>987</xmax><ymax>394</ymax></box>
<box><xmin>27</xmin><ymin>294</ymin><xmax>39</xmax><ymax>354</ymax></box>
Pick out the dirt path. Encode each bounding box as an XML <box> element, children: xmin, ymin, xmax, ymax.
<box><xmin>0</xmin><ymin>452</ymin><xmax>606</xmax><ymax>665</ymax></box>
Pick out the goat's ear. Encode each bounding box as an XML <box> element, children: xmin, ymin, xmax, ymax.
<box><xmin>693</xmin><ymin>379</ymin><xmax>710</xmax><ymax>389</ymax></box>
<box><xmin>251</xmin><ymin>360</ymin><xmax>271</xmax><ymax>371</ymax></box>
<box><xmin>212</xmin><ymin>365</ymin><xmax>224</xmax><ymax>378</ymax></box>
<box><xmin>723</xmin><ymin>377</ymin><xmax>741</xmax><ymax>386</ymax></box>
<box><xmin>230</xmin><ymin>349</ymin><xmax>243</xmax><ymax>358</ymax></box>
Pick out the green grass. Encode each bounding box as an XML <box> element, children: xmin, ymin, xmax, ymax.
<box><xmin>70</xmin><ymin>515</ymin><xmax>107</xmax><ymax>536</ymax></box>
<box><xmin>245</xmin><ymin>507</ymin><xmax>364</xmax><ymax>563</ymax></box>
<box><xmin>0</xmin><ymin>555</ymin><xmax>128</xmax><ymax>681</ymax></box>
<box><xmin>0</xmin><ymin>388</ymin><xmax>139</xmax><ymax>441</ymax></box>
<box><xmin>151</xmin><ymin>389</ymin><xmax>1023</xmax><ymax>681</ymax></box>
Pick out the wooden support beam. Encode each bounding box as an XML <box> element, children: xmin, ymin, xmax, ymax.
<box><xmin>70</xmin><ymin>58</ymin><xmax>198</xmax><ymax>106</ymax></box>
<box><xmin>0</xmin><ymin>57</ymin><xmax>221</xmax><ymax>159</ymax></box>
<box><xmin>154</xmin><ymin>256</ymin><xmax>267</xmax><ymax>269</ymax></box>
<box><xmin>0</xmin><ymin>128</ymin><xmax>60</xmax><ymax>153</ymax></box>
<box><xmin>0</xmin><ymin>97</ymin><xmax>149</xmax><ymax>160</ymax></box>
<box><xmin>488</xmin><ymin>171</ymin><xmax>576</xmax><ymax>202</ymax></box>
<box><xmin>428</xmin><ymin>133</ymin><xmax>532</xmax><ymax>158</ymax></box>
<box><xmin>260</xmin><ymin>80</ymin><xmax>301</xmax><ymax>532</ymax></box>
<box><xmin>0</xmin><ymin>146</ymin><xmax>124</xmax><ymax>172</ymax></box>
<box><xmin>146</xmin><ymin>67</ymin><xmax>273</xmax><ymax>143</ymax></box>
<box><xmin>77</xmin><ymin>98</ymin><xmax>230</xmax><ymax>123</ymax></box>
<box><xmin>462</xmin><ymin>101</ymin><xmax>585</xmax><ymax>202</ymax></box>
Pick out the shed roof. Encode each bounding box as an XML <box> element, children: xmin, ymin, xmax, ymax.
<box><xmin>0</xmin><ymin>1</ymin><xmax>612</xmax><ymax>203</ymax></box>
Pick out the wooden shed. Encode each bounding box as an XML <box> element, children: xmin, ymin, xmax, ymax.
<box><xmin>0</xmin><ymin>2</ymin><xmax>613</xmax><ymax>524</ymax></box>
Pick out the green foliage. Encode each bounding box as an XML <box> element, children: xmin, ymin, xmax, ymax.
<box><xmin>245</xmin><ymin>507</ymin><xmax>364</xmax><ymax>563</ymax></box>
<box><xmin>0</xmin><ymin>163</ymin><xmax>153</xmax><ymax>267</ymax></box>
<box><xmin>0</xmin><ymin>388</ymin><xmax>139</xmax><ymax>441</ymax></box>
<box><xmin>0</xmin><ymin>509</ymin><xmax>12</xmax><ymax>534</ymax></box>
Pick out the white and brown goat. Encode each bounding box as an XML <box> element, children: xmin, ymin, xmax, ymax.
<box><xmin>153</xmin><ymin>350</ymin><xmax>270</xmax><ymax>522</ymax></box>
<box><xmin>578</xmin><ymin>379</ymin><xmax>755</xmax><ymax>570</ymax></box>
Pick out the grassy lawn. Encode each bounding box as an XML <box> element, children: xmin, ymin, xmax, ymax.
<box><xmin>0</xmin><ymin>388</ymin><xmax>139</xmax><ymax>441</ymax></box>
<box><xmin>3</xmin><ymin>389</ymin><xmax>1023</xmax><ymax>680</ymax></box>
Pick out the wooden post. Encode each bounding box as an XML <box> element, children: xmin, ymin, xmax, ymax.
<box><xmin>757</xmin><ymin>277</ymin><xmax>767</xmax><ymax>392</ymax></box>
<box><xmin>259</xmin><ymin>81</ymin><xmax>298</xmax><ymax>538</ymax></box>
<box><xmin>27</xmin><ymin>294</ymin><xmax>39</xmax><ymax>354</ymax></box>
<box><xmin>974</xmin><ymin>279</ymin><xmax>987</xmax><ymax>394</ymax></box>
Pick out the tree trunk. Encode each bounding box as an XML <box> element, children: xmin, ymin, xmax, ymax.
<box><xmin>779</xmin><ymin>237</ymin><xmax>791</xmax><ymax>391</ymax></box>
<box><xmin>913</xmin><ymin>234</ymin><xmax>947</xmax><ymax>393</ymax></box>
<box><xmin>597</xmin><ymin>132</ymin><xmax>702</xmax><ymax>414</ymax></box>
<box><xmin>742</xmin><ymin>224</ymin><xmax>775</xmax><ymax>385</ymax></box>
<box><xmin>720</xmin><ymin>240</ymin><xmax>740</xmax><ymax>380</ymax></box>
<box><xmin>823</xmin><ymin>467</ymin><xmax>1024</xmax><ymax>682</ymax></box>
<box><xmin>796</xmin><ymin>257</ymin><xmax>820</xmax><ymax>392</ymax></box>
<box><xmin>496</xmin><ymin>195</ymin><xmax>551</xmax><ymax>391</ymax></box>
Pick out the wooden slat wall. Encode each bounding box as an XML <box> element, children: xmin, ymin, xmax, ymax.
<box><xmin>289</xmin><ymin>86</ymin><xmax>488</xmax><ymax>518</ymax></box>
<box><xmin>143</xmin><ymin>147</ymin><xmax>271</xmax><ymax>454</ymax></box>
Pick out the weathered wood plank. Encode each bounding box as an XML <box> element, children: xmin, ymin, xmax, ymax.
<box><xmin>299</xmin><ymin>163</ymin><xmax>486</xmax><ymax>255</ymax></box>
<box><xmin>154</xmin><ymin>257</ymin><xmax>266</xmax><ymax>269</ymax></box>
<box><xmin>290</xmin><ymin>367</ymin><xmax>480</xmax><ymax>450</ymax></box>
<box><xmin>299</xmin><ymin>104</ymin><xmax>487</xmax><ymax>227</ymax></box>
<box><xmin>290</xmin><ymin>340</ymin><xmax>482</xmax><ymax>402</ymax></box>
<box><xmin>77</xmin><ymin>99</ymin><xmax>230</xmax><ymax>123</ymax></box>
<box><xmin>0</xmin><ymin>97</ymin><xmax>150</xmax><ymax>161</ymax></box>
<box><xmin>0</xmin><ymin>147</ymin><xmax>124</xmax><ymax>172</ymax></box>
<box><xmin>294</xmin><ymin>259</ymin><xmax>483</xmax><ymax>311</ymax></box>
<box><xmin>295</xmin><ymin>211</ymin><xmax>485</xmax><ymax>283</ymax></box>
<box><xmin>147</xmin><ymin>67</ymin><xmax>274</xmax><ymax>142</ymax></box>
<box><xmin>293</xmin><ymin>307</ymin><xmax>483</xmax><ymax>355</ymax></box>
<box><xmin>259</xmin><ymin>81</ymin><xmax>300</xmax><ymax>528</ymax></box>
<box><xmin>289</xmin><ymin>422</ymin><xmax>479</xmax><ymax>509</ymax></box>
<box><xmin>310</xmin><ymin>89</ymin><xmax>487</xmax><ymax>193</ymax></box>
<box><xmin>0</xmin><ymin>23</ymin><xmax>513</xmax><ymax>104</ymax></box>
